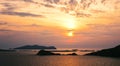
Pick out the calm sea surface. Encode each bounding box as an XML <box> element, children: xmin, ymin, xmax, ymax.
<box><xmin>0</xmin><ymin>52</ymin><xmax>120</xmax><ymax>66</ymax></box>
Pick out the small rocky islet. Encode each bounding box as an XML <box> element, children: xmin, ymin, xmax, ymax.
<box><xmin>37</xmin><ymin>50</ymin><xmax>78</xmax><ymax>56</ymax></box>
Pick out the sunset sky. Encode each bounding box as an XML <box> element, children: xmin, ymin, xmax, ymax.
<box><xmin>0</xmin><ymin>0</ymin><xmax>120</xmax><ymax>49</ymax></box>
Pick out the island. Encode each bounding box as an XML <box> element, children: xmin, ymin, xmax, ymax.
<box><xmin>0</xmin><ymin>49</ymin><xmax>15</xmax><ymax>52</ymax></box>
<box><xmin>37</xmin><ymin>50</ymin><xmax>61</xmax><ymax>55</ymax></box>
<box><xmin>37</xmin><ymin>50</ymin><xmax>78</xmax><ymax>56</ymax></box>
<box><xmin>85</xmin><ymin>45</ymin><xmax>120</xmax><ymax>58</ymax></box>
<box><xmin>14</xmin><ymin>45</ymin><xmax>56</xmax><ymax>49</ymax></box>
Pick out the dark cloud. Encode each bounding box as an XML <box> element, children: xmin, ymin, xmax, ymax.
<box><xmin>0</xmin><ymin>11</ymin><xmax>44</xmax><ymax>17</ymax></box>
<box><xmin>22</xmin><ymin>0</ymin><xmax>39</xmax><ymax>4</ymax></box>
<box><xmin>74</xmin><ymin>22</ymin><xmax>120</xmax><ymax>37</ymax></box>
<box><xmin>91</xmin><ymin>10</ymin><xmax>105</xmax><ymax>13</ymax></box>
<box><xmin>40</xmin><ymin>30</ymin><xmax>53</xmax><ymax>35</ymax></box>
<box><xmin>44</xmin><ymin>0</ymin><xmax>53</xmax><ymax>4</ymax></box>
<box><xmin>84</xmin><ymin>22</ymin><xmax>120</xmax><ymax>36</ymax></box>
<box><xmin>41</xmin><ymin>3</ymin><xmax>55</xmax><ymax>8</ymax></box>
<box><xmin>87</xmin><ymin>22</ymin><xmax>120</xmax><ymax>28</ymax></box>
<box><xmin>23</xmin><ymin>0</ymin><xmax>34</xmax><ymax>3</ymax></box>
<box><xmin>101</xmin><ymin>0</ymin><xmax>106</xmax><ymax>4</ymax></box>
<box><xmin>6</xmin><ymin>23</ymin><xmax>42</xmax><ymax>28</ymax></box>
<box><xmin>53</xmin><ymin>0</ymin><xmax>59</xmax><ymax>4</ymax></box>
<box><xmin>76</xmin><ymin>12</ymin><xmax>91</xmax><ymax>17</ymax></box>
<box><xmin>15</xmin><ymin>24</ymin><xmax>42</xmax><ymax>27</ymax></box>
<box><xmin>69</xmin><ymin>0</ymin><xmax>77</xmax><ymax>5</ymax></box>
<box><xmin>80</xmin><ymin>0</ymin><xmax>94</xmax><ymax>9</ymax></box>
<box><xmin>0</xmin><ymin>2</ymin><xmax>44</xmax><ymax>17</ymax></box>
<box><xmin>0</xmin><ymin>21</ymin><xmax>7</xmax><ymax>25</ymax></box>
<box><xmin>0</xmin><ymin>29</ymin><xmax>14</xmax><ymax>32</ymax></box>
<box><xmin>44</xmin><ymin>0</ymin><xmax>60</xmax><ymax>4</ymax></box>
<box><xmin>30</xmin><ymin>24</ymin><xmax>42</xmax><ymax>27</ymax></box>
<box><xmin>0</xmin><ymin>3</ymin><xmax>16</xmax><ymax>11</ymax></box>
<box><xmin>60</xmin><ymin>7</ymin><xmax>69</xmax><ymax>13</ymax></box>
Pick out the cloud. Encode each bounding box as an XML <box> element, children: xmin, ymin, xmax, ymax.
<box><xmin>44</xmin><ymin>0</ymin><xmax>53</xmax><ymax>4</ymax></box>
<box><xmin>74</xmin><ymin>22</ymin><xmax>120</xmax><ymax>37</ymax></box>
<box><xmin>0</xmin><ymin>11</ymin><xmax>44</xmax><ymax>17</ymax></box>
<box><xmin>87</xmin><ymin>22</ymin><xmax>120</xmax><ymax>29</ymax></box>
<box><xmin>0</xmin><ymin>0</ymin><xmax>119</xmax><ymax>18</ymax></box>
<box><xmin>91</xmin><ymin>10</ymin><xmax>105</xmax><ymax>13</ymax></box>
<box><xmin>21</xmin><ymin>24</ymin><xmax>43</xmax><ymax>27</ymax></box>
<box><xmin>101</xmin><ymin>0</ymin><xmax>106</xmax><ymax>3</ymax></box>
<box><xmin>80</xmin><ymin>0</ymin><xmax>94</xmax><ymax>9</ymax></box>
<box><xmin>86</xmin><ymin>22</ymin><xmax>120</xmax><ymax>36</ymax></box>
<box><xmin>0</xmin><ymin>2</ymin><xmax>45</xmax><ymax>17</ymax></box>
<box><xmin>23</xmin><ymin>0</ymin><xmax>34</xmax><ymax>3</ymax></box>
<box><xmin>4</xmin><ymin>23</ymin><xmax>42</xmax><ymax>27</ymax></box>
<box><xmin>76</xmin><ymin>12</ymin><xmax>91</xmax><ymax>17</ymax></box>
<box><xmin>41</xmin><ymin>3</ymin><xmax>55</xmax><ymax>8</ymax></box>
<box><xmin>44</xmin><ymin>0</ymin><xmax>60</xmax><ymax>4</ymax></box>
<box><xmin>53</xmin><ymin>0</ymin><xmax>60</xmax><ymax>4</ymax></box>
<box><xmin>0</xmin><ymin>21</ymin><xmax>7</xmax><ymax>25</ymax></box>
<box><xmin>0</xmin><ymin>3</ymin><xmax>16</xmax><ymax>11</ymax></box>
<box><xmin>0</xmin><ymin>29</ymin><xmax>14</xmax><ymax>32</ymax></box>
<box><xmin>69</xmin><ymin>0</ymin><xmax>77</xmax><ymax>5</ymax></box>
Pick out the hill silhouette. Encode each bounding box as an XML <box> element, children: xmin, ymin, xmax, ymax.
<box><xmin>37</xmin><ymin>50</ymin><xmax>78</xmax><ymax>56</ymax></box>
<box><xmin>14</xmin><ymin>45</ymin><xmax>56</xmax><ymax>49</ymax></box>
<box><xmin>85</xmin><ymin>45</ymin><xmax>120</xmax><ymax>58</ymax></box>
<box><xmin>0</xmin><ymin>49</ymin><xmax>15</xmax><ymax>52</ymax></box>
<box><xmin>37</xmin><ymin>50</ymin><xmax>61</xmax><ymax>55</ymax></box>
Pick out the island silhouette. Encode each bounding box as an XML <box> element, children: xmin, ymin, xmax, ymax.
<box><xmin>85</xmin><ymin>45</ymin><xmax>120</xmax><ymax>58</ymax></box>
<box><xmin>14</xmin><ymin>45</ymin><xmax>56</xmax><ymax>49</ymax></box>
<box><xmin>37</xmin><ymin>50</ymin><xmax>78</xmax><ymax>56</ymax></box>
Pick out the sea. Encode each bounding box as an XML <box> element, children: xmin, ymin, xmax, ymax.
<box><xmin>0</xmin><ymin>49</ymin><xmax>120</xmax><ymax>66</ymax></box>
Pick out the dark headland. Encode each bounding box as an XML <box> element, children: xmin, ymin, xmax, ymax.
<box><xmin>0</xmin><ymin>49</ymin><xmax>15</xmax><ymax>52</ymax></box>
<box><xmin>37</xmin><ymin>50</ymin><xmax>78</xmax><ymax>56</ymax></box>
<box><xmin>85</xmin><ymin>45</ymin><xmax>120</xmax><ymax>58</ymax></box>
<box><xmin>14</xmin><ymin>45</ymin><xmax>56</xmax><ymax>49</ymax></box>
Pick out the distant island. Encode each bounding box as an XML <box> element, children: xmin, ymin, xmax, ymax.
<box><xmin>37</xmin><ymin>50</ymin><xmax>78</xmax><ymax>56</ymax></box>
<box><xmin>0</xmin><ymin>49</ymin><xmax>15</xmax><ymax>52</ymax></box>
<box><xmin>85</xmin><ymin>45</ymin><xmax>120</xmax><ymax>58</ymax></box>
<box><xmin>14</xmin><ymin>45</ymin><xmax>56</xmax><ymax>49</ymax></box>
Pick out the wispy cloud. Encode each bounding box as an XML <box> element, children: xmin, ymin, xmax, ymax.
<box><xmin>90</xmin><ymin>10</ymin><xmax>105</xmax><ymax>13</ymax></box>
<box><xmin>0</xmin><ymin>2</ymin><xmax>45</xmax><ymax>17</ymax></box>
<box><xmin>40</xmin><ymin>3</ymin><xmax>55</xmax><ymax>8</ymax></box>
<box><xmin>0</xmin><ymin>11</ymin><xmax>44</xmax><ymax>17</ymax></box>
<box><xmin>23</xmin><ymin>0</ymin><xmax>34</xmax><ymax>3</ymax></box>
<box><xmin>76</xmin><ymin>12</ymin><xmax>91</xmax><ymax>17</ymax></box>
<box><xmin>0</xmin><ymin>21</ymin><xmax>7</xmax><ymax>25</ymax></box>
<box><xmin>0</xmin><ymin>29</ymin><xmax>14</xmax><ymax>32</ymax></box>
<box><xmin>0</xmin><ymin>2</ymin><xmax>17</xmax><ymax>12</ymax></box>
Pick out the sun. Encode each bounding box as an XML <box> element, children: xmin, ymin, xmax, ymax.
<box><xmin>61</xmin><ymin>16</ymin><xmax>76</xmax><ymax>37</ymax></box>
<box><xmin>68</xmin><ymin>31</ymin><xmax>74</xmax><ymax>37</ymax></box>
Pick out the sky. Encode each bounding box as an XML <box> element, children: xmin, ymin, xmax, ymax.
<box><xmin>0</xmin><ymin>0</ymin><xmax>120</xmax><ymax>49</ymax></box>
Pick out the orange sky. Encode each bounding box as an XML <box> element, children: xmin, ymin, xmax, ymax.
<box><xmin>0</xmin><ymin>0</ymin><xmax>120</xmax><ymax>49</ymax></box>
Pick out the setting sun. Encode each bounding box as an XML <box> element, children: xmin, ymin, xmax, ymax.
<box><xmin>68</xmin><ymin>31</ymin><xmax>74</xmax><ymax>37</ymax></box>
